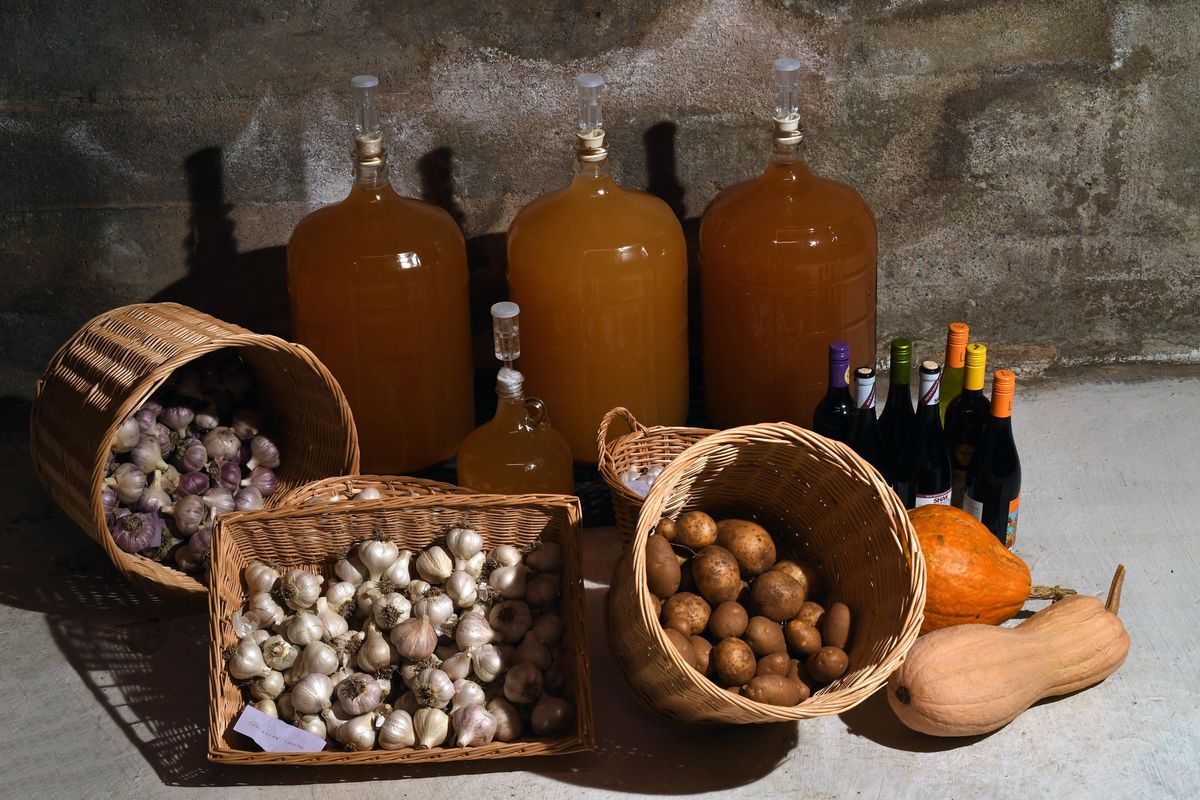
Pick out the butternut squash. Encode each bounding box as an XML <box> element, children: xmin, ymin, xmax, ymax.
<box><xmin>888</xmin><ymin>565</ymin><xmax>1129</xmax><ymax>737</ymax></box>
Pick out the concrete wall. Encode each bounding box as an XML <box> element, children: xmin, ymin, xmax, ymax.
<box><xmin>2</xmin><ymin>0</ymin><xmax>1197</xmax><ymax>402</ymax></box>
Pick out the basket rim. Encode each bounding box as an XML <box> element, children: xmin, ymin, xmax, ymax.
<box><xmin>206</xmin><ymin>491</ymin><xmax>596</xmax><ymax>764</ymax></box>
<box><xmin>627</xmin><ymin>420</ymin><xmax>925</xmax><ymax>722</ymax></box>
<box><xmin>595</xmin><ymin>406</ymin><xmax>717</xmax><ymax>505</ymax></box>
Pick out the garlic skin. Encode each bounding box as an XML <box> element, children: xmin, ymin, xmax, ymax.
<box><xmin>412</xmin><ymin>668</ymin><xmax>455</xmax><ymax>709</ymax></box>
<box><xmin>488</xmin><ymin>600</ymin><xmax>533</xmax><ymax>643</ymax></box>
<box><xmin>228</xmin><ymin>638</ymin><xmax>271</xmax><ymax>681</ymax></box>
<box><xmin>526</xmin><ymin>541</ymin><xmax>563</xmax><ymax>573</ymax></box>
<box><xmin>324</xmin><ymin>581</ymin><xmax>357</xmax><ymax>616</ymax></box>
<box><xmin>382</xmin><ymin>550</ymin><xmax>413</xmax><ymax>587</ymax></box>
<box><xmin>372</xmin><ymin>593</ymin><xmax>412</xmax><ymax>630</ymax></box>
<box><xmin>390</xmin><ymin>616</ymin><xmax>437</xmax><ymax>660</ymax></box>
<box><xmin>455</xmin><ymin>611</ymin><xmax>495</xmax><ymax>651</ymax></box>
<box><xmin>489</xmin><ymin>544</ymin><xmax>522</xmax><ymax>568</ymax></box>
<box><xmin>296</xmin><ymin>714</ymin><xmax>327</xmax><ymax>741</ymax></box>
<box><xmin>531</xmin><ymin>612</ymin><xmax>564</xmax><ymax>645</ymax></box>
<box><xmin>244</xmin><ymin>561</ymin><xmax>279</xmax><ymax>595</ymax></box>
<box><xmin>250</xmin><ymin>670</ymin><xmax>286</xmax><ymax>701</ymax></box>
<box><xmin>513</xmin><ymin>632</ymin><xmax>553</xmax><ymax>671</ymax></box>
<box><xmin>455</xmin><ymin>552</ymin><xmax>486</xmax><ymax>579</ymax></box>
<box><xmin>525</xmin><ymin>572</ymin><xmax>561</xmax><ymax>608</ymax></box>
<box><xmin>487</xmin><ymin>697</ymin><xmax>523</xmax><ymax>743</ymax></box>
<box><xmin>356</xmin><ymin>623</ymin><xmax>394</xmax><ymax>673</ymax></box>
<box><xmin>531</xmin><ymin>694</ymin><xmax>574</xmax><ymax>736</ymax></box>
<box><xmin>471</xmin><ymin>643</ymin><xmax>506</xmax><ymax>683</ymax></box>
<box><xmin>248</xmin><ymin>592</ymin><xmax>285</xmax><ymax>628</ymax></box>
<box><xmin>445</xmin><ymin>528</ymin><xmax>483</xmax><ymax>560</ymax></box>
<box><xmin>260</xmin><ymin>635</ymin><xmax>300</xmax><ymax>671</ymax></box>
<box><xmin>413</xmin><ymin>708</ymin><xmax>449</xmax><ymax>749</ymax></box>
<box><xmin>445</xmin><ymin>571</ymin><xmax>478</xmax><ymax>608</ymax></box>
<box><xmin>230</xmin><ymin>609</ymin><xmax>261</xmax><ymax>640</ymax></box>
<box><xmin>451</xmin><ymin>678</ymin><xmax>485</xmax><ymax>711</ymax></box>
<box><xmin>414</xmin><ymin>594</ymin><xmax>455</xmax><ymax>632</ymax></box>
<box><xmin>358</xmin><ymin>537</ymin><xmax>400</xmax><ymax>581</ymax></box>
<box><xmin>451</xmin><ymin>703</ymin><xmax>497</xmax><ymax>747</ymax></box>
<box><xmin>279</xmin><ymin>569</ymin><xmax>323</xmax><ymax>611</ymax></box>
<box><xmin>441</xmin><ymin>651</ymin><xmax>472</xmax><ymax>681</ymax></box>
<box><xmin>316</xmin><ymin>597</ymin><xmax>349</xmax><ymax>640</ymax></box>
<box><xmin>415</xmin><ymin>546</ymin><xmax>454</xmax><ymax>583</ymax></box>
<box><xmin>285</xmin><ymin>611</ymin><xmax>325</xmax><ymax>647</ymax></box>
<box><xmin>291</xmin><ymin>673</ymin><xmax>334</xmax><ymax>714</ymax></box>
<box><xmin>504</xmin><ymin>662</ymin><xmax>544</xmax><ymax>705</ymax></box>
<box><xmin>489</xmin><ymin>564</ymin><xmax>527</xmax><ymax>599</ymax></box>
<box><xmin>378</xmin><ymin>709</ymin><xmax>415</xmax><ymax>750</ymax></box>
<box><xmin>336</xmin><ymin>673</ymin><xmax>385</xmax><ymax>716</ymax></box>
<box><xmin>334</xmin><ymin>554</ymin><xmax>368</xmax><ymax>586</ymax></box>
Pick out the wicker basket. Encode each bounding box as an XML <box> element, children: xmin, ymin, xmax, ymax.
<box><xmin>275</xmin><ymin>474</ymin><xmax>467</xmax><ymax>506</ymax></box>
<box><xmin>208</xmin><ymin>493</ymin><xmax>595</xmax><ymax>764</ymax></box>
<box><xmin>29</xmin><ymin>302</ymin><xmax>360</xmax><ymax>602</ymax></box>
<box><xmin>606</xmin><ymin>422</ymin><xmax>924</xmax><ymax>724</ymax></box>
<box><xmin>596</xmin><ymin>407</ymin><xmax>716</xmax><ymax>540</ymax></box>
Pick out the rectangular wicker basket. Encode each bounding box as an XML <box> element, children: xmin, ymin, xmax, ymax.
<box><xmin>207</xmin><ymin>493</ymin><xmax>595</xmax><ymax>765</ymax></box>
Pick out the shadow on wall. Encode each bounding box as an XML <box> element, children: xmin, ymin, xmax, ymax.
<box><xmin>151</xmin><ymin>148</ymin><xmax>290</xmax><ymax>338</ymax></box>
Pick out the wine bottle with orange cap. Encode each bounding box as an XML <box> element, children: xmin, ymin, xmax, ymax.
<box><xmin>939</xmin><ymin>322</ymin><xmax>969</xmax><ymax>423</ymax></box>
<box><xmin>965</xmin><ymin>370</ymin><xmax>1022</xmax><ymax>548</ymax></box>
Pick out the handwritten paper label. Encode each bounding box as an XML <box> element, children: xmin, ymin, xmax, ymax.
<box><xmin>233</xmin><ymin>705</ymin><xmax>326</xmax><ymax>753</ymax></box>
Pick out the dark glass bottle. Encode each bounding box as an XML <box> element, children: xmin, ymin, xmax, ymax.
<box><xmin>965</xmin><ymin>369</ymin><xmax>1022</xmax><ymax>548</ymax></box>
<box><xmin>896</xmin><ymin>360</ymin><xmax>952</xmax><ymax>508</ymax></box>
<box><xmin>944</xmin><ymin>342</ymin><xmax>991</xmax><ymax>507</ymax></box>
<box><xmin>849</xmin><ymin>366</ymin><xmax>892</xmax><ymax>482</ymax></box>
<box><xmin>811</xmin><ymin>341</ymin><xmax>854</xmax><ymax>442</ymax></box>
<box><xmin>879</xmin><ymin>338</ymin><xmax>915</xmax><ymax>486</ymax></box>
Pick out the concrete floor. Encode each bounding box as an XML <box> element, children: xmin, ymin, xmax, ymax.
<box><xmin>1</xmin><ymin>367</ymin><xmax>1197</xmax><ymax>799</ymax></box>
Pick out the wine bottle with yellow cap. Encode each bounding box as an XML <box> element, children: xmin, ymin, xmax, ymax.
<box><xmin>965</xmin><ymin>370</ymin><xmax>1022</xmax><ymax>548</ymax></box>
<box><xmin>944</xmin><ymin>342</ymin><xmax>990</xmax><ymax>506</ymax></box>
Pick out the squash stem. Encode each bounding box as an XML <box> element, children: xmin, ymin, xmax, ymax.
<box><xmin>1028</xmin><ymin>585</ymin><xmax>1077</xmax><ymax>601</ymax></box>
<box><xmin>1105</xmin><ymin>564</ymin><xmax>1126</xmax><ymax>615</ymax></box>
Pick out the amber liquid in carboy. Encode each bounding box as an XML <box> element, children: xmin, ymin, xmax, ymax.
<box><xmin>457</xmin><ymin>393</ymin><xmax>575</xmax><ymax>494</ymax></box>
<box><xmin>700</xmin><ymin>66</ymin><xmax>877</xmax><ymax>428</ymax></box>
<box><xmin>507</xmin><ymin>86</ymin><xmax>688</xmax><ymax>463</ymax></box>
<box><xmin>287</xmin><ymin>79</ymin><xmax>472</xmax><ymax>472</ymax></box>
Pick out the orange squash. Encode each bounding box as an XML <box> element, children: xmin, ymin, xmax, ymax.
<box><xmin>909</xmin><ymin>505</ymin><xmax>1030</xmax><ymax>634</ymax></box>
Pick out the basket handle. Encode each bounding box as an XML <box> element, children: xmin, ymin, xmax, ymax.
<box><xmin>596</xmin><ymin>407</ymin><xmax>647</xmax><ymax>467</ymax></box>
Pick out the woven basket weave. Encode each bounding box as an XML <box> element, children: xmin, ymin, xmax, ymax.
<box><xmin>208</xmin><ymin>493</ymin><xmax>594</xmax><ymax>765</ymax></box>
<box><xmin>607</xmin><ymin>422</ymin><xmax>924</xmax><ymax>724</ymax></box>
<box><xmin>30</xmin><ymin>302</ymin><xmax>360</xmax><ymax>602</ymax></box>
<box><xmin>596</xmin><ymin>407</ymin><xmax>716</xmax><ymax>541</ymax></box>
<box><xmin>275</xmin><ymin>473</ymin><xmax>466</xmax><ymax>506</ymax></box>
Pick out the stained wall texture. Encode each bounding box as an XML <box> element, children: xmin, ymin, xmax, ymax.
<box><xmin>2</xmin><ymin>0</ymin><xmax>1198</xmax><ymax>401</ymax></box>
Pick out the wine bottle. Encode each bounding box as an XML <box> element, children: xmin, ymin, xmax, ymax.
<box><xmin>811</xmin><ymin>341</ymin><xmax>854</xmax><ymax>442</ymax></box>
<box><xmin>944</xmin><ymin>342</ymin><xmax>991</xmax><ymax>507</ymax></box>
<box><xmin>939</xmin><ymin>322</ymin><xmax>969</xmax><ymax>423</ymax></box>
<box><xmin>897</xmin><ymin>360</ymin><xmax>952</xmax><ymax>508</ymax></box>
<box><xmin>849</xmin><ymin>366</ymin><xmax>892</xmax><ymax>482</ymax></box>
<box><xmin>878</xmin><ymin>337</ymin><xmax>915</xmax><ymax>486</ymax></box>
<box><xmin>965</xmin><ymin>369</ymin><xmax>1022</xmax><ymax>548</ymax></box>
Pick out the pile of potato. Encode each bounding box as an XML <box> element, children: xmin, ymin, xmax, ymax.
<box><xmin>646</xmin><ymin>511</ymin><xmax>853</xmax><ymax>706</ymax></box>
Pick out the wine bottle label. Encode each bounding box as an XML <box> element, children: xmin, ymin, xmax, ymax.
<box><xmin>915</xmin><ymin>487</ymin><xmax>951</xmax><ymax>507</ymax></box>
<box><xmin>951</xmin><ymin>468</ymin><xmax>967</xmax><ymax>508</ymax></box>
<box><xmin>964</xmin><ymin>493</ymin><xmax>984</xmax><ymax>520</ymax></box>
<box><xmin>1005</xmin><ymin>494</ymin><xmax>1020</xmax><ymax>549</ymax></box>
<box><xmin>919</xmin><ymin>369</ymin><xmax>941</xmax><ymax>406</ymax></box>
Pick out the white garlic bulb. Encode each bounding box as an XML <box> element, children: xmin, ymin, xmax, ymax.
<box><xmin>353</xmin><ymin>487</ymin><xmax>383</xmax><ymax>501</ymax></box>
<box><xmin>451</xmin><ymin>703</ymin><xmax>497</xmax><ymax>747</ymax></box>
<box><xmin>455</xmin><ymin>611</ymin><xmax>495</xmax><ymax>650</ymax></box>
<box><xmin>358</xmin><ymin>537</ymin><xmax>400</xmax><ymax>581</ymax></box>
<box><xmin>412</xmin><ymin>667</ymin><xmax>455</xmax><ymax>709</ymax></box>
<box><xmin>471</xmin><ymin>643</ymin><xmax>506</xmax><ymax>683</ymax></box>
<box><xmin>406</xmin><ymin>579</ymin><xmax>431</xmax><ymax>600</ymax></box>
<box><xmin>415</xmin><ymin>545</ymin><xmax>453</xmax><ymax>583</ymax></box>
<box><xmin>250</xmin><ymin>670</ymin><xmax>286</xmax><ymax>701</ymax></box>
<box><xmin>333</xmin><ymin>712</ymin><xmax>378</xmax><ymax>751</ymax></box>
<box><xmin>445</xmin><ymin>527</ymin><xmax>483</xmax><ymax>560</ymax></box>
<box><xmin>488</xmin><ymin>564</ymin><xmax>527</xmax><ymax>599</ymax></box>
<box><xmin>354</xmin><ymin>580</ymin><xmax>383</xmax><ymax>619</ymax></box>
<box><xmin>249</xmin><ymin>629</ymin><xmax>271</xmax><ymax>646</ymax></box>
<box><xmin>324</xmin><ymin>581</ymin><xmax>357</xmax><ymax>616</ymax></box>
<box><xmin>383</xmin><ymin>550</ymin><xmax>412</xmax><ymax>587</ymax></box>
<box><xmin>230</xmin><ymin>609</ymin><xmax>261</xmax><ymax>640</ymax></box>
<box><xmin>513</xmin><ymin>631</ymin><xmax>553</xmax><ymax>671</ymax></box>
<box><xmin>372</xmin><ymin>592</ymin><xmax>412</xmax><ymax>630</ymax></box>
<box><xmin>252</xmin><ymin>698</ymin><xmax>278</xmax><ymax>718</ymax></box>
<box><xmin>285</xmin><ymin>611</ymin><xmax>325</xmax><ymax>646</ymax></box>
<box><xmin>334</xmin><ymin>553</ymin><xmax>367</xmax><ymax>586</ymax></box>
<box><xmin>531</xmin><ymin>694</ymin><xmax>573</xmax><ymax>736</ymax></box>
<box><xmin>451</xmin><ymin>678</ymin><xmax>485</xmax><ymax>711</ymax></box>
<box><xmin>378</xmin><ymin>709</ymin><xmax>415</xmax><ymax>750</ymax></box>
<box><xmin>315</xmin><ymin>597</ymin><xmax>349</xmax><ymax>640</ymax></box>
<box><xmin>488</xmin><ymin>600</ymin><xmax>533</xmax><ymax>643</ymax></box>
<box><xmin>504</xmin><ymin>662</ymin><xmax>544</xmax><ymax>705</ymax></box>
<box><xmin>276</xmin><ymin>691</ymin><xmax>295</xmax><ymax>720</ymax></box>
<box><xmin>244</xmin><ymin>561</ymin><xmax>279</xmax><ymax>595</ymax></box>
<box><xmin>295</xmin><ymin>640</ymin><xmax>339</xmax><ymax>678</ymax></box>
<box><xmin>291</xmin><ymin>673</ymin><xmax>334</xmax><ymax>714</ymax></box>
<box><xmin>413</xmin><ymin>707</ymin><xmax>449</xmax><ymax>749</ymax></box>
<box><xmin>336</xmin><ymin>672</ymin><xmax>385</xmax><ymax>716</ymax></box>
<box><xmin>413</xmin><ymin>593</ymin><xmax>455</xmax><ymax>631</ymax></box>
<box><xmin>296</xmin><ymin>714</ymin><xmax>327</xmax><ymax>740</ymax></box>
<box><xmin>526</xmin><ymin>541</ymin><xmax>562</xmax><ymax>573</ymax></box>
<box><xmin>228</xmin><ymin>638</ymin><xmax>271</xmax><ymax>681</ymax></box>
<box><xmin>455</xmin><ymin>552</ymin><xmax>486</xmax><ymax>579</ymax></box>
<box><xmin>487</xmin><ymin>697</ymin><xmax>523</xmax><ymax>742</ymax></box>
<box><xmin>248</xmin><ymin>592</ymin><xmax>285</xmax><ymax>628</ymax></box>
<box><xmin>390</xmin><ymin>616</ymin><xmax>437</xmax><ymax>660</ymax></box>
<box><xmin>445</xmin><ymin>571</ymin><xmax>478</xmax><ymax>608</ymax></box>
<box><xmin>489</xmin><ymin>544</ymin><xmax>522</xmax><ymax>568</ymax></box>
<box><xmin>395</xmin><ymin>691</ymin><xmax>420</xmax><ymax>715</ymax></box>
<box><xmin>279</xmin><ymin>569</ymin><xmax>323</xmax><ymax>611</ymax></box>
<box><xmin>441</xmin><ymin>651</ymin><xmax>472</xmax><ymax>681</ymax></box>
<box><xmin>355</xmin><ymin>622</ymin><xmax>394</xmax><ymax>674</ymax></box>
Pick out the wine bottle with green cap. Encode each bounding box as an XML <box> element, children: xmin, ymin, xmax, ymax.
<box><xmin>879</xmin><ymin>338</ymin><xmax>915</xmax><ymax>485</ymax></box>
<box><xmin>944</xmin><ymin>342</ymin><xmax>991</xmax><ymax>507</ymax></box>
<box><xmin>965</xmin><ymin>370</ymin><xmax>1022</xmax><ymax>548</ymax></box>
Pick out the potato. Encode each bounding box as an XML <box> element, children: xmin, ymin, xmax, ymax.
<box><xmin>661</xmin><ymin>592</ymin><xmax>711</xmax><ymax>636</ymax></box>
<box><xmin>691</xmin><ymin>545</ymin><xmax>742</xmax><ymax>605</ymax></box>
<box><xmin>807</xmin><ymin>646</ymin><xmax>849</xmax><ymax>683</ymax></box>
<box><xmin>645</xmin><ymin>534</ymin><xmax>682</xmax><ymax>599</ymax></box>
<box><xmin>786</xmin><ymin>659</ymin><xmax>814</xmax><ymax>698</ymax></box>
<box><xmin>716</xmin><ymin>519</ymin><xmax>776</xmax><ymax>576</ymax></box>
<box><xmin>743</xmin><ymin>674</ymin><xmax>805</xmax><ymax>706</ymax></box>
<box><xmin>794</xmin><ymin>601</ymin><xmax>826</xmax><ymax>629</ymax></box>
<box><xmin>755</xmin><ymin>652</ymin><xmax>791</xmax><ymax>677</ymax></box>
<box><xmin>655</xmin><ymin>517</ymin><xmax>678</xmax><ymax>542</ymax></box>
<box><xmin>674</xmin><ymin>511</ymin><xmax>718</xmax><ymax>550</ymax></box>
<box><xmin>713</xmin><ymin>637</ymin><xmax>757</xmax><ymax>686</ymax></box>
<box><xmin>750</xmin><ymin>570</ymin><xmax>805</xmax><ymax>622</ymax></box>
<box><xmin>743</xmin><ymin>615</ymin><xmax>787</xmax><ymax>656</ymax></box>
<box><xmin>784</xmin><ymin>620</ymin><xmax>822</xmax><ymax>656</ymax></box>
<box><xmin>663</xmin><ymin>627</ymin><xmax>695</xmax><ymax>668</ymax></box>
<box><xmin>772</xmin><ymin>559</ymin><xmax>823</xmax><ymax>602</ymax></box>
<box><xmin>708</xmin><ymin>601</ymin><xmax>749</xmax><ymax>639</ymax></box>
<box><xmin>822</xmin><ymin>602</ymin><xmax>852</xmax><ymax>650</ymax></box>
<box><xmin>690</xmin><ymin>635</ymin><xmax>713</xmax><ymax>677</ymax></box>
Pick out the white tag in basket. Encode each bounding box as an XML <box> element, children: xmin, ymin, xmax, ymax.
<box><xmin>233</xmin><ymin>705</ymin><xmax>326</xmax><ymax>753</ymax></box>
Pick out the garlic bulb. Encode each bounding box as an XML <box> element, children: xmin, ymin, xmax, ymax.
<box><xmin>356</xmin><ymin>623</ymin><xmax>394</xmax><ymax>673</ymax></box>
<box><xmin>451</xmin><ymin>678</ymin><xmax>485</xmax><ymax>711</ymax></box>
<box><xmin>413</xmin><ymin>708</ymin><xmax>449</xmax><ymax>749</ymax></box>
<box><xmin>414</xmin><ymin>593</ymin><xmax>455</xmax><ymax>632</ymax></box>
<box><xmin>261</xmin><ymin>635</ymin><xmax>301</xmax><ymax>672</ymax></box>
<box><xmin>415</xmin><ymin>546</ymin><xmax>453</xmax><ymax>583</ymax></box>
<box><xmin>336</xmin><ymin>673</ymin><xmax>385</xmax><ymax>716</ymax></box>
<box><xmin>382</xmin><ymin>550</ymin><xmax>412</xmax><ymax>587</ymax></box>
<box><xmin>228</xmin><ymin>638</ymin><xmax>271</xmax><ymax>680</ymax></box>
<box><xmin>277</xmin><ymin>691</ymin><xmax>295</xmax><ymax>720</ymax></box>
<box><xmin>250</xmin><ymin>670</ymin><xmax>286</xmax><ymax>701</ymax></box>
<box><xmin>372</xmin><ymin>593</ymin><xmax>412</xmax><ymax>630</ymax></box>
<box><xmin>513</xmin><ymin>632</ymin><xmax>553</xmax><ymax>671</ymax></box>
<box><xmin>525</xmin><ymin>572</ymin><xmax>560</xmax><ymax>608</ymax></box>
<box><xmin>441</xmin><ymin>651</ymin><xmax>472</xmax><ymax>681</ymax></box>
<box><xmin>333</xmin><ymin>712</ymin><xmax>378</xmax><ymax>751</ymax></box>
<box><xmin>353</xmin><ymin>487</ymin><xmax>383</xmax><ymax>501</ymax></box>
<box><xmin>334</xmin><ymin>553</ymin><xmax>367</xmax><ymax>586</ymax></box>
<box><xmin>378</xmin><ymin>709</ymin><xmax>415</xmax><ymax>750</ymax></box>
<box><xmin>355</xmin><ymin>581</ymin><xmax>383</xmax><ymax>619</ymax></box>
<box><xmin>455</xmin><ymin>611</ymin><xmax>495</xmax><ymax>651</ymax></box>
<box><xmin>487</xmin><ymin>697</ymin><xmax>523</xmax><ymax>743</ymax></box>
<box><xmin>230</xmin><ymin>609</ymin><xmax>260</xmax><ymax>640</ymax></box>
<box><xmin>395</xmin><ymin>691</ymin><xmax>420</xmax><ymax>715</ymax></box>
<box><xmin>359</xmin><ymin>536</ymin><xmax>400</xmax><ymax>581</ymax></box>
<box><xmin>445</xmin><ymin>528</ymin><xmax>483</xmax><ymax>560</ymax></box>
<box><xmin>111</xmin><ymin>416</ymin><xmax>141</xmax><ymax>453</ymax></box>
<box><xmin>244</xmin><ymin>561</ymin><xmax>279</xmax><ymax>595</ymax></box>
<box><xmin>489</xmin><ymin>544</ymin><xmax>522</xmax><ymax>568</ymax></box>
<box><xmin>253</xmin><ymin>698</ymin><xmax>278</xmax><ymax>718</ymax></box>
<box><xmin>390</xmin><ymin>616</ymin><xmax>437</xmax><ymax>660</ymax></box>
<box><xmin>471</xmin><ymin>643</ymin><xmax>506</xmax><ymax>683</ymax></box>
<box><xmin>285</xmin><ymin>611</ymin><xmax>325</xmax><ymax>647</ymax></box>
<box><xmin>291</xmin><ymin>673</ymin><xmax>334</xmax><ymax>714</ymax></box>
<box><xmin>324</xmin><ymin>581</ymin><xmax>357</xmax><ymax>616</ymax></box>
<box><xmin>316</xmin><ymin>597</ymin><xmax>349</xmax><ymax>640</ymax></box>
<box><xmin>543</xmin><ymin>659</ymin><xmax>567</xmax><ymax>695</ymax></box>
<box><xmin>249</xmin><ymin>629</ymin><xmax>271</xmax><ymax>646</ymax></box>
<box><xmin>489</xmin><ymin>564</ymin><xmax>527</xmax><ymax>599</ymax></box>
<box><xmin>445</xmin><ymin>571</ymin><xmax>478</xmax><ymax>608</ymax></box>
<box><xmin>504</xmin><ymin>662</ymin><xmax>544</xmax><ymax>705</ymax></box>
<box><xmin>488</xmin><ymin>600</ymin><xmax>533</xmax><ymax>643</ymax></box>
<box><xmin>295</xmin><ymin>640</ymin><xmax>339</xmax><ymax>678</ymax></box>
<box><xmin>451</xmin><ymin>703</ymin><xmax>497</xmax><ymax>747</ymax></box>
<box><xmin>412</xmin><ymin>668</ymin><xmax>455</xmax><ymax>709</ymax></box>
<box><xmin>526</xmin><ymin>541</ymin><xmax>562</xmax><ymax>573</ymax></box>
<box><xmin>297</xmin><ymin>714</ymin><xmax>327</xmax><ymax>740</ymax></box>
<box><xmin>248</xmin><ymin>592</ymin><xmax>285</xmax><ymax>628</ymax></box>
<box><xmin>455</xmin><ymin>552</ymin><xmax>486</xmax><ymax>579</ymax></box>
<box><xmin>279</xmin><ymin>569</ymin><xmax>323</xmax><ymax>611</ymax></box>
<box><xmin>406</xmin><ymin>579</ymin><xmax>431</xmax><ymax>600</ymax></box>
<box><xmin>531</xmin><ymin>694</ymin><xmax>573</xmax><ymax>736</ymax></box>
<box><xmin>531</xmin><ymin>612</ymin><xmax>564</xmax><ymax>645</ymax></box>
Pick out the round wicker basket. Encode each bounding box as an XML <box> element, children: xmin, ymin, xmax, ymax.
<box><xmin>275</xmin><ymin>473</ymin><xmax>467</xmax><ymax>506</ymax></box>
<box><xmin>606</xmin><ymin>421</ymin><xmax>925</xmax><ymax>724</ymax></box>
<box><xmin>30</xmin><ymin>302</ymin><xmax>360</xmax><ymax>602</ymax></box>
<box><xmin>596</xmin><ymin>407</ymin><xmax>715</xmax><ymax>540</ymax></box>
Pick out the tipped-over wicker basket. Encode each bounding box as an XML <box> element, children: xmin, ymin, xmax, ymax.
<box><xmin>274</xmin><ymin>473</ymin><xmax>466</xmax><ymax>506</ymax></box>
<box><xmin>30</xmin><ymin>302</ymin><xmax>360</xmax><ymax>602</ymax></box>
<box><xmin>208</xmin><ymin>493</ymin><xmax>595</xmax><ymax>764</ymax></box>
<box><xmin>607</xmin><ymin>421</ymin><xmax>925</xmax><ymax>724</ymax></box>
<box><xmin>596</xmin><ymin>407</ymin><xmax>716</xmax><ymax>540</ymax></box>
